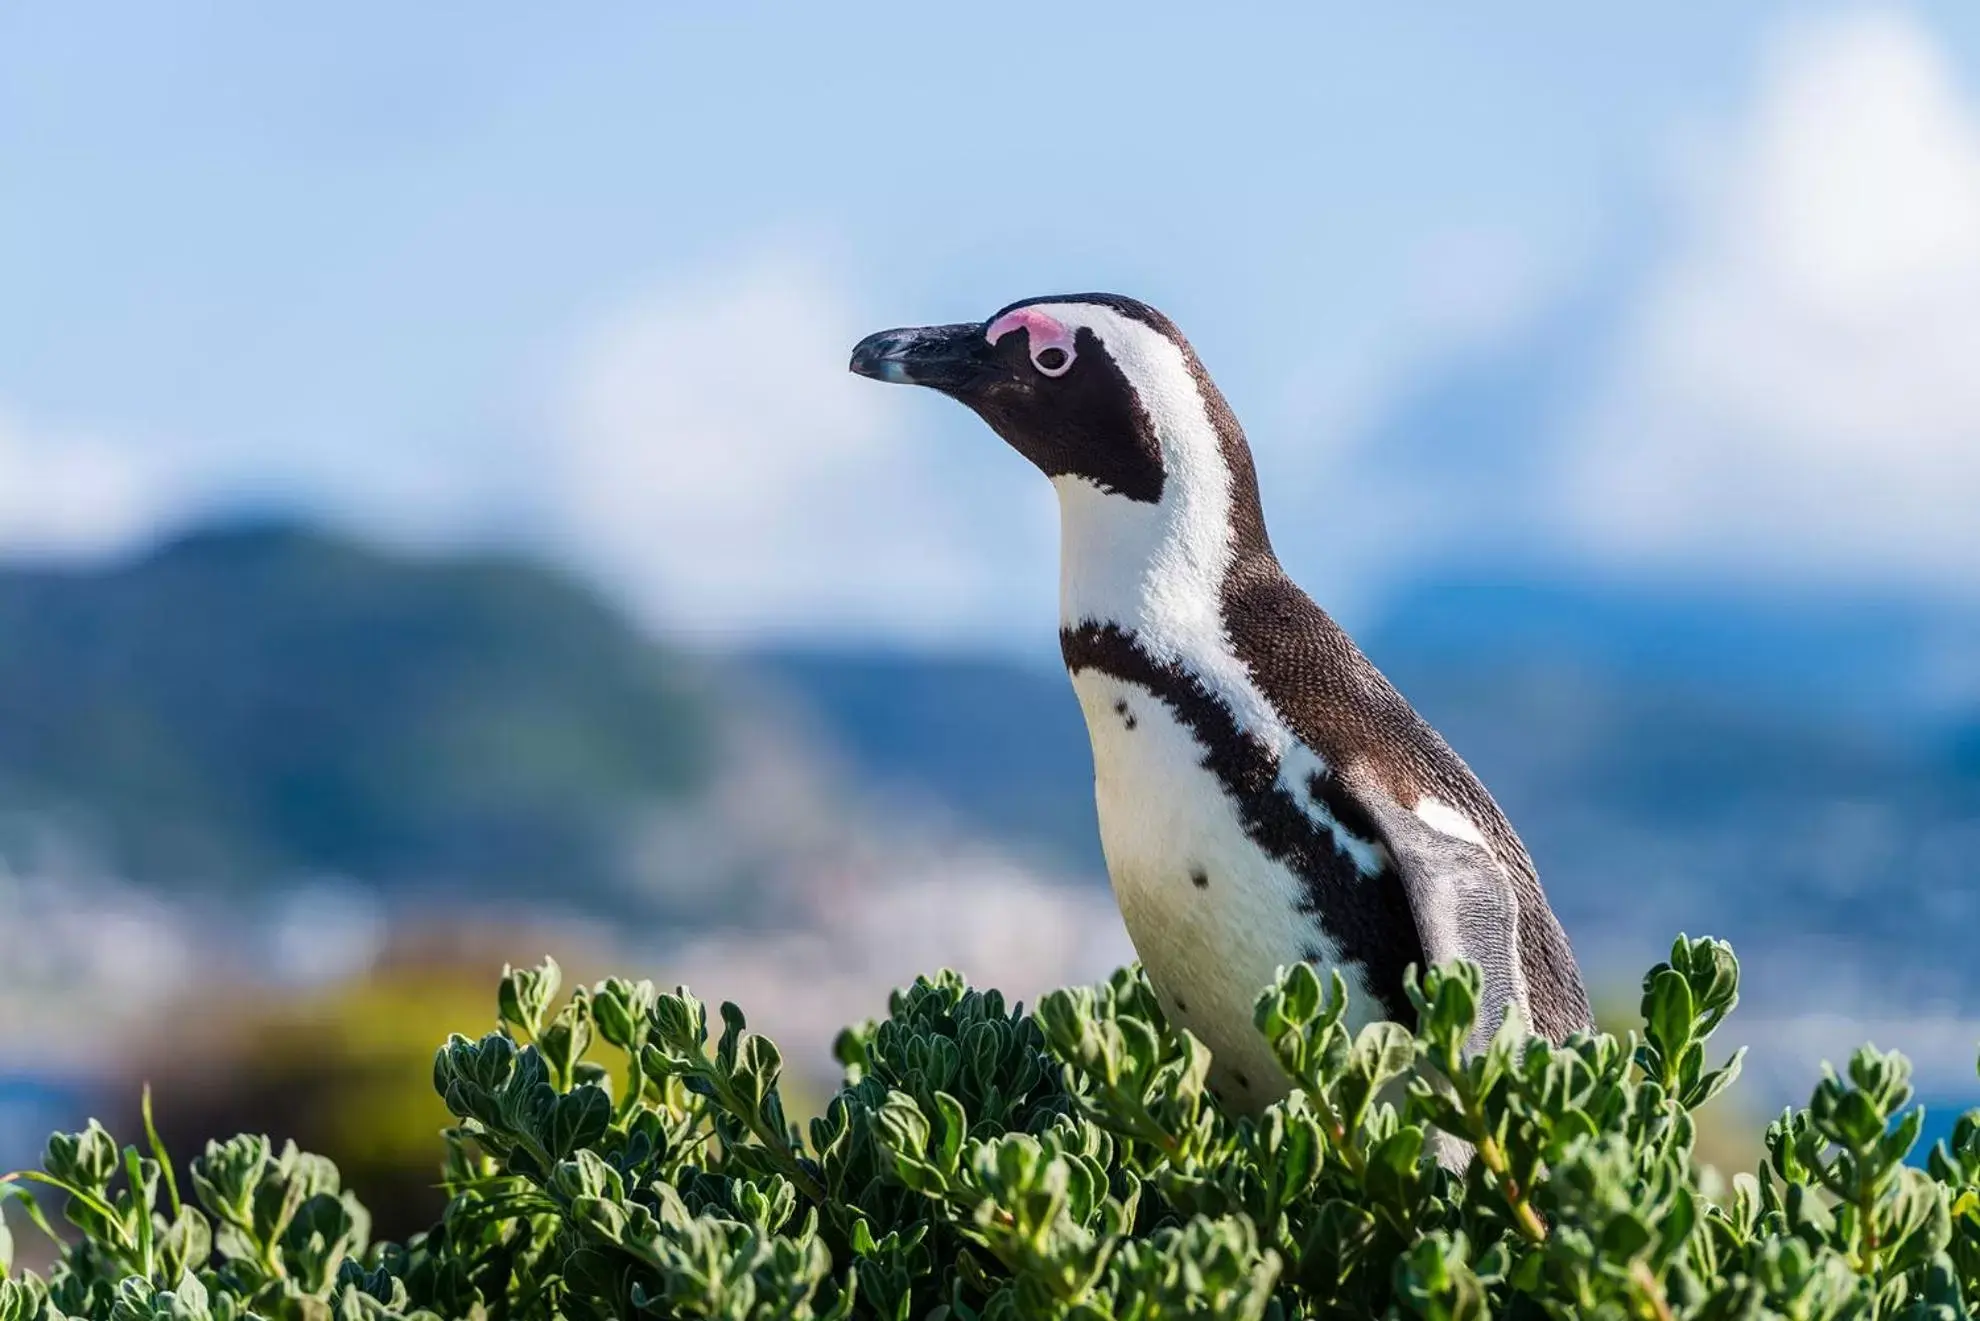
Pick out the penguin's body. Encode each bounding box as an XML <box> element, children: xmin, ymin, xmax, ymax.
<box><xmin>852</xmin><ymin>293</ymin><xmax>1591</xmax><ymax>1100</ymax></box>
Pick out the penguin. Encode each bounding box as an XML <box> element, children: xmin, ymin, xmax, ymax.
<box><xmin>849</xmin><ymin>293</ymin><xmax>1593</xmax><ymax>1106</ymax></box>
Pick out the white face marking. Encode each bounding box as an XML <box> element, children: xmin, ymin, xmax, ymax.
<box><xmin>1413</xmin><ymin>796</ymin><xmax>1488</xmax><ymax>848</ymax></box>
<box><xmin>1038</xmin><ymin>303</ymin><xmax>1387</xmax><ymax>879</ymax></box>
<box><xmin>1041</xmin><ymin>306</ymin><xmax>1261</xmax><ymax>706</ymax></box>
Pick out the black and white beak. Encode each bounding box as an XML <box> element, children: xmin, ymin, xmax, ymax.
<box><xmin>848</xmin><ymin>322</ymin><xmax>993</xmax><ymax>394</ymax></box>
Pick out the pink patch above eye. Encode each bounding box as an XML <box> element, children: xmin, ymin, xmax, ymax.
<box><xmin>986</xmin><ymin>307</ymin><xmax>1077</xmax><ymax>365</ymax></box>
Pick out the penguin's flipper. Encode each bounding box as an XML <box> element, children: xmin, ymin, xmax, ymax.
<box><xmin>1350</xmin><ymin>785</ymin><xmax>1532</xmax><ymax>1059</ymax></box>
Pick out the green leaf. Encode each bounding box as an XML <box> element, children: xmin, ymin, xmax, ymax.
<box><xmin>547</xmin><ymin>1086</ymin><xmax>613</xmax><ymax>1159</ymax></box>
<box><xmin>536</xmin><ymin>987</ymin><xmax>594</xmax><ymax>1088</ymax></box>
<box><xmin>1643</xmin><ymin>967</ymin><xmax>1696</xmax><ymax>1070</ymax></box>
<box><xmin>0</xmin><ymin>1278</ymin><xmax>48</xmax><ymax>1321</ymax></box>
<box><xmin>497</xmin><ymin>956</ymin><xmax>562</xmax><ymax>1041</ymax></box>
<box><xmin>45</xmin><ymin>1121</ymin><xmax>119</xmax><ymax>1195</ymax></box>
<box><xmin>591</xmin><ymin>976</ymin><xmax>657</xmax><ymax>1053</ymax></box>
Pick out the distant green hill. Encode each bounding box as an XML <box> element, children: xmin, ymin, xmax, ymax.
<box><xmin>0</xmin><ymin>521</ymin><xmax>713</xmax><ymax>907</ymax></box>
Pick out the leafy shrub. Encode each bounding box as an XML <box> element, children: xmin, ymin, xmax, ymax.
<box><xmin>4</xmin><ymin>936</ymin><xmax>1979</xmax><ymax>1319</ymax></box>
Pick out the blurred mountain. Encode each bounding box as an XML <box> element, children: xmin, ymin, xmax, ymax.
<box><xmin>0</xmin><ymin>520</ymin><xmax>717</xmax><ymax>911</ymax></box>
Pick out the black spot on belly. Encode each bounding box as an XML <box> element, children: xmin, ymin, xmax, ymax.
<box><xmin>1190</xmin><ymin>867</ymin><xmax>1209</xmax><ymax>890</ymax></box>
<box><xmin>1113</xmin><ymin>697</ymin><xmax>1137</xmax><ymax>730</ymax></box>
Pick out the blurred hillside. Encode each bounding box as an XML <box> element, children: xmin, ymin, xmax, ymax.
<box><xmin>0</xmin><ymin>521</ymin><xmax>718</xmax><ymax>916</ymax></box>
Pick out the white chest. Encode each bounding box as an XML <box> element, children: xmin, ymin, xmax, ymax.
<box><xmin>1068</xmin><ymin>667</ymin><xmax>1367</xmax><ymax>1106</ymax></box>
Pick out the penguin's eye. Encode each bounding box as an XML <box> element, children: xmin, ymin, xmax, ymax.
<box><xmin>987</xmin><ymin>307</ymin><xmax>1077</xmax><ymax>377</ymax></box>
<box><xmin>1033</xmin><ymin>345</ymin><xmax>1072</xmax><ymax>376</ymax></box>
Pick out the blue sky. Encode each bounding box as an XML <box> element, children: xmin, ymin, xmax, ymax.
<box><xmin>7</xmin><ymin>3</ymin><xmax>1980</xmax><ymax>644</ymax></box>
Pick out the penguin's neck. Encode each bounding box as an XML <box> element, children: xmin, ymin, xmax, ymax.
<box><xmin>1051</xmin><ymin>455</ymin><xmax>1272</xmax><ymax>665</ymax></box>
<box><xmin>1052</xmin><ymin>446</ymin><xmax>1288</xmax><ymax>751</ymax></box>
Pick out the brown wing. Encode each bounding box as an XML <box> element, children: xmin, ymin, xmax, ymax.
<box><xmin>1219</xmin><ymin>562</ymin><xmax>1595</xmax><ymax>1041</ymax></box>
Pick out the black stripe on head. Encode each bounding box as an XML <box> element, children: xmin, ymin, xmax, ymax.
<box><xmin>1060</xmin><ymin>621</ymin><xmax>1426</xmax><ymax>1021</ymax></box>
<box><xmin>995</xmin><ymin>293</ymin><xmax>1189</xmax><ymax>346</ymax></box>
<box><xmin>966</xmin><ymin>319</ymin><xmax>1166</xmax><ymax>502</ymax></box>
<box><xmin>1002</xmin><ymin>294</ymin><xmax>1274</xmax><ymax>560</ymax></box>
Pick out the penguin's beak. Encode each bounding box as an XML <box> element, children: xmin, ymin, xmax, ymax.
<box><xmin>849</xmin><ymin>322</ymin><xmax>992</xmax><ymax>393</ymax></box>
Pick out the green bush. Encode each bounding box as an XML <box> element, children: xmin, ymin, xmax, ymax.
<box><xmin>4</xmin><ymin>936</ymin><xmax>1979</xmax><ymax>1320</ymax></box>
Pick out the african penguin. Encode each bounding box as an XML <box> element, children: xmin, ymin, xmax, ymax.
<box><xmin>849</xmin><ymin>293</ymin><xmax>1593</xmax><ymax>1107</ymax></box>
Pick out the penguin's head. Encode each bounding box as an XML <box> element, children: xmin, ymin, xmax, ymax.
<box><xmin>850</xmin><ymin>293</ymin><xmax>1241</xmax><ymax>507</ymax></box>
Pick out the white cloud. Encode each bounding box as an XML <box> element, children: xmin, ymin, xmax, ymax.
<box><xmin>1566</xmin><ymin>9</ymin><xmax>1980</xmax><ymax>591</ymax></box>
<box><xmin>0</xmin><ymin>408</ymin><xmax>175</xmax><ymax>559</ymax></box>
<box><xmin>547</xmin><ymin>249</ymin><xmax>1055</xmax><ymax>640</ymax></box>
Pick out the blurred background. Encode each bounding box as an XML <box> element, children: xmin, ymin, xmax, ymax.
<box><xmin>6</xmin><ymin>2</ymin><xmax>1980</xmax><ymax>1232</ymax></box>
